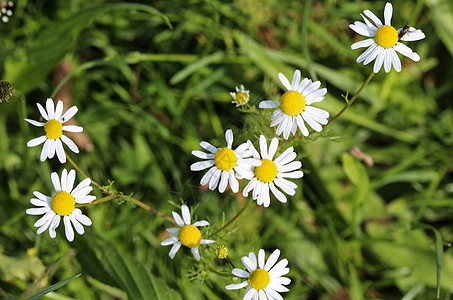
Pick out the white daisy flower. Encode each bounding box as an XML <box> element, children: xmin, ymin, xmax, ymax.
<box><xmin>225</xmin><ymin>249</ymin><xmax>291</xmax><ymax>300</ymax></box>
<box><xmin>349</xmin><ymin>2</ymin><xmax>426</xmax><ymax>73</ymax></box>
<box><xmin>26</xmin><ymin>169</ymin><xmax>95</xmax><ymax>242</ymax></box>
<box><xmin>243</xmin><ymin>135</ymin><xmax>303</xmax><ymax>207</ymax></box>
<box><xmin>190</xmin><ymin>129</ymin><xmax>262</xmax><ymax>193</ymax></box>
<box><xmin>161</xmin><ymin>205</ymin><xmax>215</xmax><ymax>261</ymax></box>
<box><xmin>259</xmin><ymin>70</ymin><xmax>329</xmax><ymax>139</ymax></box>
<box><xmin>25</xmin><ymin>98</ymin><xmax>83</xmax><ymax>164</ymax></box>
<box><xmin>230</xmin><ymin>85</ymin><xmax>250</xmax><ymax>107</ymax></box>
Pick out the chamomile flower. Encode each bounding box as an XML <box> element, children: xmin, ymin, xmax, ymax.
<box><xmin>243</xmin><ymin>135</ymin><xmax>303</xmax><ymax>207</ymax></box>
<box><xmin>225</xmin><ymin>249</ymin><xmax>291</xmax><ymax>300</ymax></box>
<box><xmin>190</xmin><ymin>129</ymin><xmax>261</xmax><ymax>193</ymax></box>
<box><xmin>350</xmin><ymin>2</ymin><xmax>426</xmax><ymax>73</ymax></box>
<box><xmin>259</xmin><ymin>70</ymin><xmax>329</xmax><ymax>139</ymax></box>
<box><xmin>230</xmin><ymin>85</ymin><xmax>250</xmax><ymax>107</ymax></box>
<box><xmin>161</xmin><ymin>205</ymin><xmax>215</xmax><ymax>260</ymax></box>
<box><xmin>0</xmin><ymin>1</ymin><xmax>14</xmax><ymax>23</ymax></box>
<box><xmin>25</xmin><ymin>98</ymin><xmax>83</xmax><ymax>164</ymax></box>
<box><xmin>26</xmin><ymin>169</ymin><xmax>95</xmax><ymax>242</ymax></box>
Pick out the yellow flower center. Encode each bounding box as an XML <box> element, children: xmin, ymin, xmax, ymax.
<box><xmin>280</xmin><ymin>91</ymin><xmax>306</xmax><ymax>116</ymax></box>
<box><xmin>216</xmin><ymin>245</ymin><xmax>229</xmax><ymax>259</ymax></box>
<box><xmin>254</xmin><ymin>159</ymin><xmax>278</xmax><ymax>183</ymax></box>
<box><xmin>214</xmin><ymin>147</ymin><xmax>237</xmax><ymax>171</ymax></box>
<box><xmin>178</xmin><ymin>225</ymin><xmax>201</xmax><ymax>248</ymax></box>
<box><xmin>51</xmin><ymin>191</ymin><xmax>75</xmax><ymax>216</ymax></box>
<box><xmin>44</xmin><ymin>119</ymin><xmax>63</xmax><ymax>139</ymax></box>
<box><xmin>248</xmin><ymin>269</ymin><xmax>270</xmax><ymax>290</ymax></box>
<box><xmin>235</xmin><ymin>92</ymin><xmax>249</xmax><ymax>105</ymax></box>
<box><xmin>375</xmin><ymin>25</ymin><xmax>398</xmax><ymax>49</ymax></box>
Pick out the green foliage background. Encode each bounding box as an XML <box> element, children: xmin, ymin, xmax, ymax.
<box><xmin>1</xmin><ymin>0</ymin><xmax>452</xmax><ymax>299</ymax></box>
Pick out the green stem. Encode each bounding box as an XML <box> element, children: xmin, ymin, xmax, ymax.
<box><xmin>325</xmin><ymin>71</ymin><xmax>375</xmax><ymax>126</ymax></box>
<box><xmin>76</xmin><ymin>194</ymin><xmax>117</xmax><ymax>207</ymax></box>
<box><xmin>65</xmin><ymin>152</ymin><xmax>175</xmax><ymax>224</ymax></box>
<box><xmin>208</xmin><ymin>198</ymin><xmax>252</xmax><ymax>238</ymax></box>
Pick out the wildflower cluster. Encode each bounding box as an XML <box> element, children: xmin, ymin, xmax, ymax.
<box><xmin>18</xmin><ymin>2</ymin><xmax>425</xmax><ymax>299</ymax></box>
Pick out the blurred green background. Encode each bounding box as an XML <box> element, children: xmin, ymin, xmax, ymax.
<box><xmin>1</xmin><ymin>0</ymin><xmax>452</xmax><ymax>299</ymax></box>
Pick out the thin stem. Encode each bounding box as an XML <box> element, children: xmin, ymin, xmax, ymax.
<box><xmin>325</xmin><ymin>71</ymin><xmax>375</xmax><ymax>126</ymax></box>
<box><xmin>76</xmin><ymin>194</ymin><xmax>117</xmax><ymax>207</ymax></box>
<box><xmin>225</xmin><ymin>257</ymin><xmax>235</xmax><ymax>269</ymax></box>
<box><xmin>209</xmin><ymin>198</ymin><xmax>253</xmax><ymax>238</ymax></box>
<box><xmin>65</xmin><ymin>152</ymin><xmax>175</xmax><ymax>224</ymax></box>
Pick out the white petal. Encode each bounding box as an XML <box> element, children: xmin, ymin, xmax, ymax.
<box><xmin>279</xmin><ymin>161</ymin><xmax>301</xmax><ymax>173</ymax></box>
<box><xmin>169</xmin><ymin>242</ymin><xmax>182</xmax><ymax>259</ymax></box>
<box><xmin>200</xmin><ymin>141</ymin><xmax>218</xmax><ymax>154</ymax></box>
<box><xmin>374</xmin><ymin>50</ymin><xmax>385</xmax><ymax>73</ymax></box>
<box><xmin>62</xmin><ymin>125</ymin><xmax>83</xmax><ymax>133</ymax></box>
<box><xmin>363</xmin><ymin>9</ymin><xmax>383</xmax><ymax>27</ymax></box>
<box><xmin>200</xmin><ymin>166</ymin><xmax>217</xmax><ymax>186</ymax></box>
<box><xmin>225</xmin><ymin>129</ymin><xmax>233</xmax><ymax>148</ymax></box>
<box><xmin>394</xmin><ymin>42</ymin><xmax>420</xmax><ymax>61</ymax></box>
<box><xmin>259</xmin><ymin>135</ymin><xmax>268</xmax><ymax>159</ymax></box>
<box><xmin>181</xmin><ymin>205</ymin><xmax>191</xmax><ymax>225</ymax></box>
<box><xmin>302</xmin><ymin>111</ymin><xmax>322</xmax><ymax>132</ymax></box>
<box><xmin>200</xmin><ymin>239</ymin><xmax>215</xmax><ymax>244</ymax></box>
<box><xmin>278</xmin><ymin>72</ymin><xmax>292</xmax><ymax>91</ymax></box>
<box><xmin>274</xmin><ymin>178</ymin><xmax>295</xmax><ymax>196</ymax></box>
<box><xmin>69</xmin><ymin>214</ymin><xmax>85</xmax><ymax>235</ymax></box>
<box><xmin>229</xmin><ymin>170</ymin><xmax>239</xmax><ymax>193</ymax></box>
<box><xmin>259</xmin><ymin>100</ymin><xmax>280</xmax><ymax>108</ymax></box>
<box><xmin>47</xmin><ymin>140</ymin><xmax>56</xmax><ymax>159</ymax></box>
<box><xmin>66</xmin><ymin>169</ymin><xmax>76</xmax><ymax>192</ymax></box>
<box><xmin>356</xmin><ymin>43</ymin><xmax>377</xmax><ymax>63</ymax></box>
<box><xmin>263</xmin><ymin>288</ymin><xmax>283</xmax><ymax>300</ymax></box>
<box><xmin>24</xmin><ymin>119</ymin><xmax>45</xmax><ymax>127</ymax></box>
<box><xmin>63</xmin><ymin>216</ymin><xmax>74</xmax><ymax>242</ymax></box>
<box><xmin>296</xmin><ymin>115</ymin><xmax>309</xmax><ymax>136</ymax></box>
<box><xmin>218</xmin><ymin>171</ymin><xmax>229</xmax><ymax>193</ymax></box>
<box><xmin>401</xmin><ymin>28</ymin><xmax>425</xmax><ymax>41</ymax></box>
<box><xmin>264</xmin><ymin>249</ymin><xmax>281</xmax><ymax>271</ymax></box>
<box><xmin>72</xmin><ymin>210</ymin><xmax>91</xmax><ymax>226</ymax></box>
<box><xmin>49</xmin><ymin>215</ymin><xmax>61</xmax><ymax>238</ymax></box>
<box><xmin>40</xmin><ymin>139</ymin><xmax>51</xmax><ymax>161</ymax></box>
<box><xmin>60</xmin><ymin>106</ymin><xmax>78</xmax><ymax>123</ymax></box>
<box><xmin>363</xmin><ymin>44</ymin><xmax>382</xmax><ymax>65</ymax></box>
<box><xmin>36</xmin><ymin>103</ymin><xmax>49</xmax><ymax>120</ymax></box>
<box><xmin>349</xmin><ymin>22</ymin><xmax>374</xmax><ymax>37</ymax></box>
<box><xmin>27</xmin><ymin>136</ymin><xmax>47</xmax><ymax>147</ymax></box>
<box><xmin>243</xmin><ymin>178</ymin><xmax>258</xmax><ymax>197</ymax></box>
<box><xmin>209</xmin><ymin>169</ymin><xmax>222</xmax><ymax>191</ymax></box>
<box><xmin>269</xmin><ymin>259</ymin><xmax>289</xmax><ymax>275</ymax></box>
<box><xmin>192</xmin><ymin>220</ymin><xmax>209</xmax><ymax>227</ymax></box>
<box><xmin>191</xmin><ymin>247</ymin><xmax>200</xmax><ymax>261</ymax></box>
<box><xmin>384</xmin><ymin>2</ymin><xmax>393</xmax><ymax>25</ymax></box>
<box><xmin>172</xmin><ymin>211</ymin><xmax>184</xmax><ymax>227</ymax></box>
<box><xmin>269</xmin><ymin>183</ymin><xmax>287</xmax><ymax>203</ymax></box>
<box><xmin>351</xmin><ymin>39</ymin><xmax>374</xmax><ymax>49</ymax></box>
<box><xmin>390</xmin><ymin>48</ymin><xmax>402</xmax><ymax>72</ymax></box>
<box><xmin>46</xmin><ymin>98</ymin><xmax>55</xmax><ymax>120</ymax></box>
<box><xmin>279</xmin><ymin>170</ymin><xmax>304</xmax><ymax>179</ymax></box>
<box><xmin>191</xmin><ymin>150</ymin><xmax>213</xmax><ymax>159</ymax></box>
<box><xmin>267</xmin><ymin>138</ymin><xmax>279</xmax><ymax>161</ymax></box>
<box><xmin>384</xmin><ymin>49</ymin><xmax>392</xmax><ymax>73</ymax></box>
<box><xmin>190</xmin><ymin>160</ymin><xmax>214</xmax><ymax>171</ymax></box>
<box><xmin>60</xmin><ymin>135</ymin><xmax>79</xmax><ymax>153</ymax></box>
<box><xmin>33</xmin><ymin>191</ymin><xmax>50</xmax><ymax>201</ymax></box>
<box><xmin>242</xmin><ymin>255</ymin><xmax>257</xmax><ymax>273</ymax></box>
<box><xmin>258</xmin><ymin>249</ymin><xmax>265</xmax><ymax>269</ymax></box>
<box><xmin>161</xmin><ymin>236</ymin><xmax>179</xmax><ymax>246</ymax></box>
<box><xmin>291</xmin><ymin>70</ymin><xmax>301</xmax><ymax>90</ymax></box>
<box><xmin>54</xmin><ymin>100</ymin><xmax>64</xmax><ymax>120</ymax></box>
<box><xmin>26</xmin><ymin>207</ymin><xmax>48</xmax><ymax>215</ymax></box>
<box><xmin>232</xmin><ymin>268</ymin><xmax>250</xmax><ymax>278</ymax></box>
<box><xmin>225</xmin><ymin>281</ymin><xmax>249</xmax><ymax>290</ymax></box>
<box><xmin>55</xmin><ymin>139</ymin><xmax>66</xmax><ymax>163</ymax></box>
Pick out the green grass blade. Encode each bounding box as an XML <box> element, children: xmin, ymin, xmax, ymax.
<box><xmin>27</xmin><ymin>274</ymin><xmax>81</xmax><ymax>300</ymax></box>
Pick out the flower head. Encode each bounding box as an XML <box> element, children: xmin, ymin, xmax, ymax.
<box><xmin>243</xmin><ymin>135</ymin><xmax>303</xmax><ymax>207</ymax></box>
<box><xmin>216</xmin><ymin>245</ymin><xmax>229</xmax><ymax>259</ymax></box>
<box><xmin>259</xmin><ymin>70</ymin><xmax>329</xmax><ymax>139</ymax></box>
<box><xmin>25</xmin><ymin>98</ymin><xmax>83</xmax><ymax>164</ymax></box>
<box><xmin>161</xmin><ymin>205</ymin><xmax>215</xmax><ymax>260</ymax></box>
<box><xmin>26</xmin><ymin>169</ymin><xmax>95</xmax><ymax>242</ymax></box>
<box><xmin>190</xmin><ymin>129</ymin><xmax>262</xmax><ymax>193</ymax></box>
<box><xmin>230</xmin><ymin>85</ymin><xmax>250</xmax><ymax>107</ymax></box>
<box><xmin>225</xmin><ymin>249</ymin><xmax>291</xmax><ymax>299</ymax></box>
<box><xmin>350</xmin><ymin>2</ymin><xmax>425</xmax><ymax>73</ymax></box>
